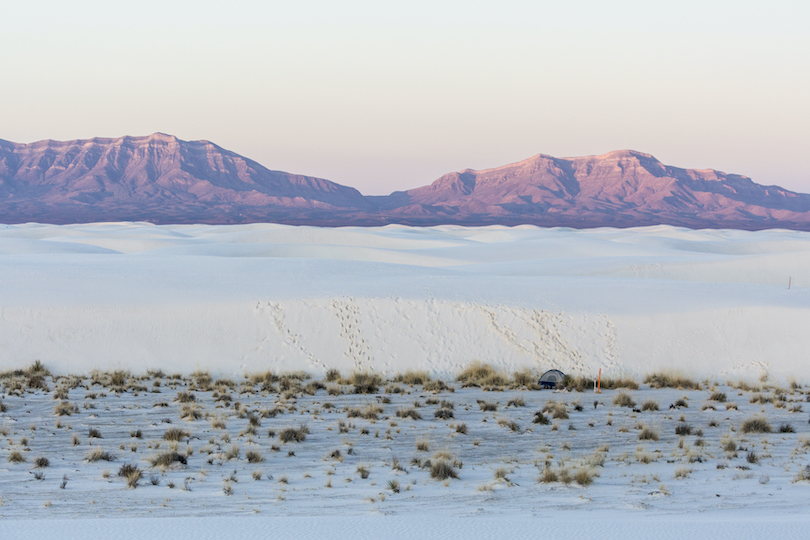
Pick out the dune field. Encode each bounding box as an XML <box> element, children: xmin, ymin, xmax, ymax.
<box><xmin>1</xmin><ymin>223</ymin><xmax>810</xmax><ymax>538</ymax></box>
<box><xmin>0</xmin><ymin>222</ymin><xmax>808</xmax><ymax>381</ymax></box>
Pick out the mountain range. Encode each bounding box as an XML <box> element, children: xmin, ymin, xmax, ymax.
<box><xmin>1</xmin><ymin>133</ymin><xmax>809</xmax><ymax>230</ymax></box>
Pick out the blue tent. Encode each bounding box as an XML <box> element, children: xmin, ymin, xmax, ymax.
<box><xmin>539</xmin><ymin>369</ymin><xmax>565</xmax><ymax>389</ymax></box>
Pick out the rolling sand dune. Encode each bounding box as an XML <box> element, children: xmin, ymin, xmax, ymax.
<box><xmin>1</xmin><ymin>223</ymin><xmax>807</xmax><ymax>382</ymax></box>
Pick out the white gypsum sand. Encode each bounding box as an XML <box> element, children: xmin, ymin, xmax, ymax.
<box><xmin>0</xmin><ymin>223</ymin><xmax>807</xmax><ymax>381</ymax></box>
<box><xmin>1</xmin><ymin>369</ymin><xmax>810</xmax><ymax>526</ymax></box>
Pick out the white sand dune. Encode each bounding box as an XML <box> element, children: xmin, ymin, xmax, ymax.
<box><xmin>1</xmin><ymin>223</ymin><xmax>808</xmax><ymax>382</ymax></box>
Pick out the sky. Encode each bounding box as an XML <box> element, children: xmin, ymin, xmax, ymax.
<box><xmin>1</xmin><ymin>1</ymin><xmax>808</xmax><ymax>195</ymax></box>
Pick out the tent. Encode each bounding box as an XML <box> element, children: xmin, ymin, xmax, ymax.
<box><xmin>539</xmin><ymin>369</ymin><xmax>565</xmax><ymax>389</ymax></box>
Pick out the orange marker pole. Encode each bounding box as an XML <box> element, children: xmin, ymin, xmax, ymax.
<box><xmin>597</xmin><ymin>369</ymin><xmax>602</xmax><ymax>394</ymax></box>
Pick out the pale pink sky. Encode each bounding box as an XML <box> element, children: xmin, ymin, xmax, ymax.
<box><xmin>1</xmin><ymin>1</ymin><xmax>808</xmax><ymax>195</ymax></box>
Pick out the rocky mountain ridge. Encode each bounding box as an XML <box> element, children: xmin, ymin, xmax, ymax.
<box><xmin>1</xmin><ymin>133</ymin><xmax>809</xmax><ymax>229</ymax></box>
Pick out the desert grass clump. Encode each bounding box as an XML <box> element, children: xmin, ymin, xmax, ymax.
<box><xmin>180</xmin><ymin>404</ymin><xmax>203</xmax><ymax>421</ymax></box>
<box><xmin>613</xmin><ymin>391</ymin><xmax>636</xmax><ymax>408</ymax></box>
<box><xmin>278</xmin><ymin>423</ymin><xmax>309</xmax><ymax>443</ymax></box>
<box><xmin>512</xmin><ymin>368</ymin><xmax>535</xmax><ymax>388</ymax></box>
<box><xmin>396</xmin><ymin>407</ymin><xmax>422</xmax><ymax>420</ymax></box>
<box><xmin>457</xmin><ymin>361</ymin><xmax>511</xmax><ymax>389</ymax></box>
<box><xmin>416</xmin><ymin>438</ymin><xmax>430</xmax><ymax>452</ymax></box>
<box><xmin>34</xmin><ymin>456</ymin><xmax>50</xmax><ymax>468</ymax></box>
<box><xmin>175</xmin><ymin>391</ymin><xmax>196</xmax><ymax>403</ymax></box>
<box><xmin>163</xmin><ymin>428</ymin><xmax>189</xmax><ymax>441</ymax></box>
<box><xmin>149</xmin><ymin>451</ymin><xmax>187</xmax><ymax>468</ymax></box>
<box><xmin>709</xmin><ymin>392</ymin><xmax>727</xmax><ymax>403</ymax></box>
<box><xmin>533</xmin><ymin>411</ymin><xmax>550</xmax><ymax>425</ymax></box>
<box><xmin>348</xmin><ymin>371</ymin><xmax>382</xmax><ymax>394</ymax></box>
<box><xmin>86</xmin><ymin>447</ymin><xmax>116</xmax><ymax>462</ymax></box>
<box><xmin>506</xmin><ymin>397</ymin><xmax>526</xmax><ymax>408</ymax></box>
<box><xmin>574</xmin><ymin>468</ymin><xmax>596</xmax><ymax>486</ymax></box>
<box><xmin>497</xmin><ymin>418</ymin><xmax>521</xmax><ymax>432</ymax></box>
<box><xmin>601</xmin><ymin>375</ymin><xmax>639</xmax><ymax>390</ymax></box>
<box><xmin>641</xmin><ymin>400</ymin><xmax>659</xmax><ymax>411</ymax></box>
<box><xmin>89</xmin><ymin>427</ymin><xmax>103</xmax><ymax>439</ymax></box>
<box><xmin>674</xmin><ymin>467</ymin><xmax>693</xmax><ymax>479</ymax></box>
<box><xmin>325</xmin><ymin>368</ymin><xmax>341</xmax><ymax>382</ymax></box>
<box><xmin>538</xmin><ymin>467</ymin><xmax>558</xmax><ymax>483</ymax></box>
<box><xmin>675</xmin><ymin>423</ymin><xmax>692</xmax><ymax>436</ymax></box>
<box><xmin>542</xmin><ymin>400</ymin><xmax>569</xmax><ymax>419</ymax></box>
<box><xmin>347</xmin><ymin>403</ymin><xmax>383</xmax><ymax>420</ymax></box>
<box><xmin>644</xmin><ymin>371</ymin><xmax>700</xmax><ymax>390</ymax></box>
<box><xmin>8</xmin><ymin>450</ymin><xmax>26</xmax><ymax>463</ymax></box>
<box><xmin>54</xmin><ymin>401</ymin><xmax>78</xmax><ymax>416</ymax></box>
<box><xmin>430</xmin><ymin>459</ymin><xmax>458</xmax><ymax>480</ymax></box>
<box><xmin>434</xmin><ymin>408</ymin><xmax>454</xmax><ymax>420</ymax></box>
<box><xmin>394</xmin><ymin>370</ymin><xmax>431</xmax><ymax>386</ymax></box>
<box><xmin>478</xmin><ymin>400</ymin><xmax>498</xmax><ymax>412</ymax></box>
<box><xmin>638</xmin><ymin>425</ymin><xmax>659</xmax><ymax>441</ymax></box>
<box><xmin>740</xmin><ymin>416</ymin><xmax>772</xmax><ymax>434</ymax></box>
<box><xmin>246</xmin><ymin>449</ymin><xmax>265</xmax><ymax>463</ymax></box>
<box><xmin>386</xmin><ymin>479</ymin><xmax>400</xmax><ymax>493</ymax></box>
<box><xmin>455</xmin><ymin>423</ymin><xmax>468</xmax><ymax>434</ymax></box>
<box><xmin>779</xmin><ymin>423</ymin><xmax>795</xmax><ymax>433</ymax></box>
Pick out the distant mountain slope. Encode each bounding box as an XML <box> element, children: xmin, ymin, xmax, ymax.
<box><xmin>0</xmin><ymin>133</ymin><xmax>369</xmax><ymax>223</ymax></box>
<box><xmin>1</xmin><ymin>134</ymin><xmax>809</xmax><ymax>229</ymax></box>
<box><xmin>376</xmin><ymin>150</ymin><xmax>810</xmax><ymax>229</ymax></box>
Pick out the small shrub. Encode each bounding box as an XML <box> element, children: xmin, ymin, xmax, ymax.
<box><xmin>54</xmin><ymin>401</ymin><xmax>78</xmax><ymax>416</ymax></box>
<box><xmin>430</xmin><ymin>460</ymin><xmax>458</xmax><ymax>480</ymax></box>
<box><xmin>740</xmin><ymin>417</ymin><xmax>772</xmax><ymax>434</ymax></box>
<box><xmin>416</xmin><ymin>438</ymin><xmax>430</xmax><ymax>452</ymax></box>
<box><xmin>746</xmin><ymin>451</ymin><xmax>759</xmax><ymax>464</ymax></box>
<box><xmin>149</xmin><ymin>451</ymin><xmax>187</xmax><ymax>468</ymax></box>
<box><xmin>507</xmin><ymin>397</ymin><xmax>525</xmax><ymax>408</ymax></box>
<box><xmin>8</xmin><ymin>451</ymin><xmax>26</xmax><ymax>463</ymax></box>
<box><xmin>386</xmin><ymin>479</ymin><xmax>400</xmax><ymax>493</ymax></box>
<box><xmin>86</xmin><ymin>448</ymin><xmax>116</xmax><ymax>462</ymax></box>
<box><xmin>246</xmin><ymin>450</ymin><xmax>264</xmax><ymax>463</ymax></box>
<box><xmin>455</xmin><ymin>423</ymin><xmax>468</xmax><ymax>434</ymax></box>
<box><xmin>673</xmin><ymin>398</ymin><xmax>688</xmax><ymax>408</ymax></box>
<box><xmin>533</xmin><ymin>411</ymin><xmax>550</xmax><ymax>425</ymax></box>
<box><xmin>478</xmin><ymin>400</ymin><xmax>498</xmax><ymax>412</ymax></box>
<box><xmin>349</xmin><ymin>372</ymin><xmax>382</xmax><ymax>394</ymax></box>
<box><xmin>641</xmin><ymin>400</ymin><xmax>659</xmax><ymax>411</ymax></box>
<box><xmin>538</xmin><ymin>468</ymin><xmax>558</xmax><ymax>483</ymax></box>
<box><xmin>613</xmin><ymin>391</ymin><xmax>636</xmax><ymax>408</ymax></box>
<box><xmin>675</xmin><ymin>423</ymin><xmax>692</xmax><ymax>436</ymax></box>
<box><xmin>434</xmin><ymin>408</ymin><xmax>454</xmax><ymax>420</ymax></box>
<box><xmin>89</xmin><ymin>428</ymin><xmax>102</xmax><ymax>439</ymax></box>
<box><xmin>34</xmin><ymin>456</ymin><xmax>50</xmax><ymax>468</ymax></box>
<box><xmin>395</xmin><ymin>370</ymin><xmax>431</xmax><ymax>385</ymax></box>
<box><xmin>645</xmin><ymin>371</ymin><xmax>700</xmax><ymax>390</ymax></box>
<box><xmin>163</xmin><ymin>428</ymin><xmax>189</xmax><ymax>441</ymax></box>
<box><xmin>709</xmin><ymin>392</ymin><xmax>727</xmax><ymax>403</ymax></box>
<box><xmin>356</xmin><ymin>465</ymin><xmax>370</xmax><ymax>479</ymax></box>
<box><xmin>175</xmin><ymin>391</ymin><xmax>196</xmax><ymax>403</ymax></box>
<box><xmin>779</xmin><ymin>423</ymin><xmax>795</xmax><ymax>433</ymax></box>
<box><xmin>574</xmin><ymin>468</ymin><xmax>596</xmax><ymax>486</ymax></box>
<box><xmin>396</xmin><ymin>407</ymin><xmax>422</xmax><ymax>420</ymax></box>
<box><xmin>278</xmin><ymin>423</ymin><xmax>309</xmax><ymax>443</ymax></box>
<box><xmin>639</xmin><ymin>426</ymin><xmax>659</xmax><ymax>441</ymax></box>
<box><xmin>180</xmin><ymin>404</ymin><xmax>202</xmax><ymax>421</ymax></box>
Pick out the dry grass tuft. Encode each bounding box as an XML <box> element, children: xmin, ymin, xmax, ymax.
<box><xmin>85</xmin><ymin>447</ymin><xmax>116</xmax><ymax>462</ymax></box>
<box><xmin>430</xmin><ymin>460</ymin><xmax>458</xmax><ymax>480</ymax></box>
<box><xmin>740</xmin><ymin>416</ymin><xmax>772</xmax><ymax>434</ymax></box>
<box><xmin>457</xmin><ymin>361</ymin><xmax>511</xmax><ymax>389</ymax></box>
<box><xmin>644</xmin><ymin>371</ymin><xmax>700</xmax><ymax>390</ymax></box>
<box><xmin>278</xmin><ymin>423</ymin><xmax>309</xmax><ymax>443</ymax></box>
<box><xmin>163</xmin><ymin>428</ymin><xmax>189</xmax><ymax>441</ymax></box>
<box><xmin>612</xmin><ymin>391</ymin><xmax>636</xmax><ymax>408</ymax></box>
